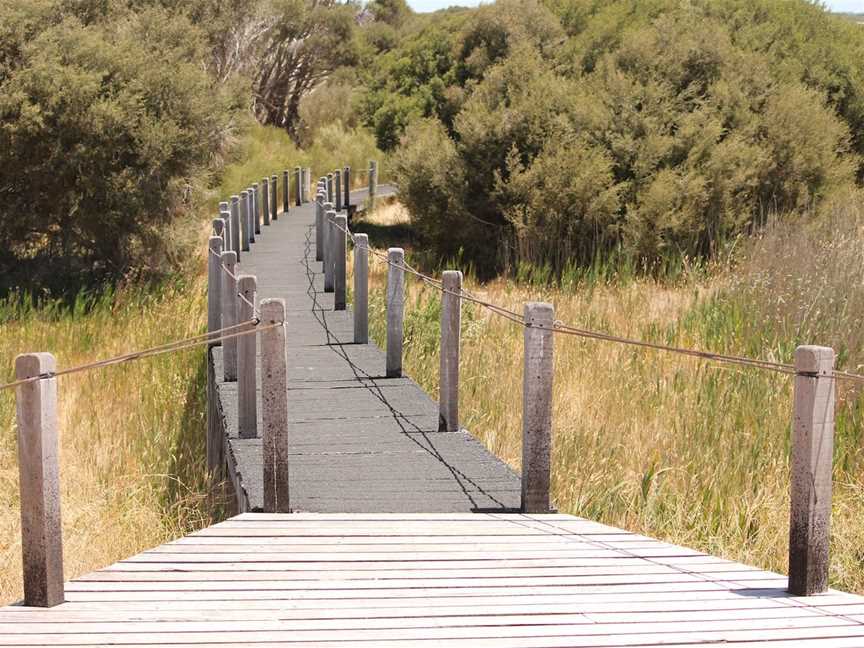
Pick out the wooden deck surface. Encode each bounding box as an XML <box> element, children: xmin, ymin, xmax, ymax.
<box><xmin>211</xmin><ymin>190</ymin><xmax>522</xmax><ymax>513</ymax></box>
<box><xmin>4</xmin><ymin>512</ymin><xmax>864</xmax><ymax>646</ymax></box>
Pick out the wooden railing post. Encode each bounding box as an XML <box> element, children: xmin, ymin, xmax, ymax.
<box><xmin>327</xmin><ymin>173</ymin><xmax>334</xmax><ymax>204</ymax></box>
<box><xmin>252</xmin><ymin>182</ymin><xmax>261</xmax><ymax>235</ymax></box>
<box><xmin>335</xmin><ymin>169</ymin><xmax>343</xmax><ymax>212</ymax></box>
<box><xmin>239</xmin><ymin>190</ymin><xmax>250</xmax><ymax>252</ymax></box>
<box><xmin>212</xmin><ymin>218</ymin><xmax>225</xmax><ymax>258</ymax></box>
<box><xmin>522</xmin><ymin>302</ymin><xmax>554</xmax><ymax>514</ymax></box>
<box><xmin>221</xmin><ymin>251</ymin><xmax>238</xmax><ymax>382</ymax></box>
<box><xmin>230</xmin><ymin>196</ymin><xmax>241</xmax><ymax>260</ymax></box>
<box><xmin>261</xmin><ymin>298</ymin><xmax>290</xmax><ymax>513</ymax></box>
<box><xmin>354</xmin><ymin>233</ymin><xmax>369</xmax><ymax>344</ymax></box>
<box><xmin>15</xmin><ymin>353</ymin><xmax>64</xmax><ymax>607</ymax></box>
<box><xmin>788</xmin><ymin>345</ymin><xmax>835</xmax><ymax>596</ymax></box>
<box><xmin>315</xmin><ymin>192</ymin><xmax>325</xmax><ymax>262</ymax></box>
<box><xmin>262</xmin><ymin>177</ymin><xmax>271</xmax><ymax>227</ymax></box>
<box><xmin>237</xmin><ymin>275</ymin><xmax>258</xmax><ymax>439</ymax></box>
<box><xmin>343</xmin><ymin>166</ymin><xmax>351</xmax><ymax>212</ymax></box>
<box><xmin>283</xmin><ymin>170</ymin><xmax>290</xmax><ymax>214</ymax></box>
<box><xmin>386</xmin><ymin>247</ymin><xmax>405</xmax><ymax>378</ymax></box>
<box><xmin>295</xmin><ymin>167</ymin><xmax>302</xmax><ymax>207</ymax></box>
<box><xmin>304</xmin><ymin>167</ymin><xmax>311</xmax><ymax>203</ymax></box>
<box><xmin>218</xmin><ymin>202</ymin><xmax>230</xmax><ymax>251</ymax></box>
<box><xmin>207</xmin><ymin>236</ymin><xmax>223</xmax><ymax>346</ymax></box>
<box><xmin>324</xmin><ymin>209</ymin><xmax>336</xmax><ymax>293</ymax></box>
<box><xmin>334</xmin><ymin>214</ymin><xmax>347</xmax><ymax>310</ymax></box>
<box><xmin>270</xmin><ymin>175</ymin><xmax>278</xmax><ymax>221</ymax></box>
<box><xmin>439</xmin><ymin>270</ymin><xmax>462</xmax><ymax>432</ymax></box>
<box><xmin>369</xmin><ymin>160</ymin><xmax>378</xmax><ymax>206</ymax></box>
<box><xmin>245</xmin><ymin>189</ymin><xmax>255</xmax><ymax>244</ymax></box>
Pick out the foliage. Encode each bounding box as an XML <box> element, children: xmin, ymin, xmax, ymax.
<box><xmin>368</xmin><ymin>0</ymin><xmax>864</xmax><ymax>276</ymax></box>
<box><xmin>0</xmin><ymin>0</ymin><xmax>240</xmax><ymax>294</ymax></box>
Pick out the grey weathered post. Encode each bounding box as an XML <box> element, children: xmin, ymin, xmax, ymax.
<box><xmin>262</xmin><ymin>178</ymin><xmax>271</xmax><ymax>226</ymax></box>
<box><xmin>207</xmin><ymin>236</ymin><xmax>223</xmax><ymax>346</ymax></box>
<box><xmin>212</xmin><ymin>218</ymin><xmax>225</xmax><ymax>256</ymax></box>
<box><xmin>324</xmin><ymin>209</ymin><xmax>336</xmax><ymax>293</ymax></box>
<box><xmin>369</xmin><ymin>160</ymin><xmax>378</xmax><ymax>206</ymax></box>
<box><xmin>335</xmin><ymin>169</ymin><xmax>343</xmax><ymax>212</ymax></box>
<box><xmin>245</xmin><ymin>189</ymin><xmax>255</xmax><ymax>244</ymax></box>
<box><xmin>283</xmin><ymin>170</ymin><xmax>290</xmax><ymax>213</ymax></box>
<box><xmin>322</xmin><ymin>201</ymin><xmax>333</xmax><ymax>275</ymax></box>
<box><xmin>239</xmin><ymin>190</ymin><xmax>250</xmax><ymax>251</ymax></box>
<box><xmin>386</xmin><ymin>248</ymin><xmax>405</xmax><ymax>378</ymax></box>
<box><xmin>315</xmin><ymin>192</ymin><xmax>325</xmax><ymax>262</ymax></box>
<box><xmin>788</xmin><ymin>345</ymin><xmax>835</xmax><ymax>596</ymax></box>
<box><xmin>354</xmin><ymin>234</ymin><xmax>369</xmax><ymax>344</ymax></box>
<box><xmin>334</xmin><ymin>214</ymin><xmax>347</xmax><ymax>310</ymax></box>
<box><xmin>270</xmin><ymin>175</ymin><xmax>278</xmax><ymax>221</ymax></box>
<box><xmin>439</xmin><ymin>271</ymin><xmax>463</xmax><ymax>432</ymax></box>
<box><xmin>230</xmin><ymin>196</ymin><xmax>241</xmax><ymax>260</ymax></box>
<box><xmin>252</xmin><ymin>183</ymin><xmax>261</xmax><ymax>235</ymax></box>
<box><xmin>344</xmin><ymin>166</ymin><xmax>351</xmax><ymax>212</ymax></box>
<box><xmin>261</xmin><ymin>298</ymin><xmax>290</xmax><ymax>513</ymax></box>
<box><xmin>221</xmin><ymin>251</ymin><xmax>238</xmax><ymax>382</ymax></box>
<box><xmin>521</xmin><ymin>302</ymin><xmax>554</xmax><ymax>513</ymax></box>
<box><xmin>305</xmin><ymin>168</ymin><xmax>312</xmax><ymax>202</ymax></box>
<box><xmin>237</xmin><ymin>275</ymin><xmax>258</xmax><ymax>440</ymax></box>
<box><xmin>218</xmin><ymin>202</ymin><xmax>230</xmax><ymax>250</ymax></box>
<box><xmin>295</xmin><ymin>167</ymin><xmax>302</xmax><ymax>206</ymax></box>
<box><xmin>15</xmin><ymin>353</ymin><xmax>64</xmax><ymax>608</ymax></box>
<box><xmin>327</xmin><ymin>173</ymin><xmax>334</xmax><ymax>204</ymax></box>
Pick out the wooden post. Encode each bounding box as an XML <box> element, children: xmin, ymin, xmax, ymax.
<box><xmin>237</xmin><ymin>275</ymin><xmax>258</xmax><ymax>440</ymax></box>
<box><xmin>245</xmin><ymin>189</ymin><xmax>255</xmax><ymax>244</ymax></box>
<box><xmin>283</xmin><ymin>170</ymin><xmax>290</xmax><ymax>214</ymax></box>
<box><xmin>369</xmin><ymin>160</ymin><xmax>378</xmax><ymax>206</ymax></box>
<box><xmin>315</xmin><ymin>192</ymin><xmax>325</xmax><ymax>262</ymax></box>
<box><xmin>230</xmin><ymin>196</ymin><xmax>241</xmax><ymax>260</ymax></box>
<box><xmin>295</xmin><ymin>167</ymin><xmax>302</xmax><ymax>207</ymax></box>
<box><xmin>324</xmin><ymin>209</ymin><xmax>336</xmax><ymax>293</ymax></box>
<box><xmin>262</xmin><ymin>178</ymin><xmax>270</xmax><ymax>226</ymax></box>
<box><xmin>334</xmin><ymin>214</ymin><xmax>347</xmax><ymax>310</ymax></box>
<box><xmin>439</xmin><ymin>271</ymin><xmax>462</xmax><ymax>432</ymax></box>
<box><xmin>522</xmin><ymin>302</ymin><xmax>554</xmax><ymax>514</ymax></box>
<box><xmin>261</xmin><ymin>298</ymin><xmax>290</xmax><ymax>513</ymax></box>
<box><xmin>304</xmin><ymin>168</ymin><xmax>311</xmax><ymax>202</ymax></box>
<box><xmin>354</xmin><ymin>233</ymin><xmax>369</xmax><ymax>344</ymax></box>
<box><xmin>386</xmin><ymin>247</ymin><xmax>405</xmax><ymax>378</ymax></box>
<box><xmin>788</xmin><ymin>345</ymin><xmax>835</xmax><ymax>596</ymax></box>
<box><xmin>15</xmin><ymin>353</ymin><xmax>64</xmax><ymax>607</ymax></box>
<box><xmin>270</xmin><ymin>175</ymin><xmax>278</xmax><ymax>221</ymax></box>
<box><xmin>218</xmin><ymin>202</ymin><xmax>230</xmax><ymax>251</ymax></box>
<box><xmin>335</xmin><ymin>169</ymin><xmax>343</xmax><ymax>212</ymax></box>
<box><xmin>239</xmin><ymin>191</ymin><xmax>250</xmax><ymax>252</ymax></box>
<box><xmin>221</xmin><ymin>251</ymin><xmax>238</xmax><ymax>382</ymax></box>
<box><xmin>344</xmin><ymin>166</ymin><xmax>351</xmax><ymax>212</ymax></box>
<box><xmin>252</xmin><ymin>183</ymin><xmax>261</xmax><ymax>235</ymax></box>
<box><xmin>212</xmin><ymin>218</ymin><xmax>225</xmax><ymax>255</ymax></box>
<box><xmin>207</xmin><ymin>236</ymin><xmax>223</xmax><ymax>346</ymax></box>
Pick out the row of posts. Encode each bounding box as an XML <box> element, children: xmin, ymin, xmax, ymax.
<box><xmin>13</xmin><ymin>157</ymin><xmax>834</xmax><ymax>609</ymax></box>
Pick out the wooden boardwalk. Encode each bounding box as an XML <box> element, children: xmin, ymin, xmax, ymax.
<box><xmin>6</xmin><ymin>186</ymin><xmax>864</xmax><ymax>646</ymax></box>
<box><xmin>211</xmin><ymin>189</ymin><xmax>522</xmax><ymax>512</ymax></box>
<box><xmin>5</xmin><ymin>513</ymin><xmax>864</xmax><ymax>646</ymax></box>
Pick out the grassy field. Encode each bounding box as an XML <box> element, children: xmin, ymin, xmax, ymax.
<box><xmin>0</xmin><ymin>123</ymin><xmax>383</xmax><ymax>604</ymax></box>
<box><xmin>359</xmin><ymin>194</ymin><xmax>864</xmax><ymax>594</ymax></box>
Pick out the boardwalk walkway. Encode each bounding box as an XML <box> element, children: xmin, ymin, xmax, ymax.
<box><xmin>6</xmin><ymin>187</ymin><xmax>864</xmax><ymax>646</ymax></box>
<box><xmin>211</xmin><ymin>189</ymin><xmax>522</xmax><ymax>512</ymax></box>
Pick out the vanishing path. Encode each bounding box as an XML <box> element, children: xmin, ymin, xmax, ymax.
<box><xmin>212</xmin><ymin>188</ymin><xmax>522</xmax><ymax>512</ymax></box>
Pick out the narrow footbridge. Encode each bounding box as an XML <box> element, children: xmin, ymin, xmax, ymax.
<box><xmin>4</xmin><ymin>166</ymin><xmax>864</xmax><ymax>646</ymax></box>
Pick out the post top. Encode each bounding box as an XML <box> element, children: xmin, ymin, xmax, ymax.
<box><xmin>231</xmin><ymin>195</ymin><xmax>239</xmax><ymax>203</ymax></box>
<box><xmin>208</xmin><ymin>235</ymin><xmax>223</xmax><ymax>250</ymax></box>
<box><xmin>15</xmin><ymin>352</ymin><xmax>56</xmax><ymax>379</ymax></box>
<box><xmin>222</xmin><ymin>250</ymin><xmax>237</xmax><ymax>264</ymax></box>
<box><xmin>240</xmin><ymin>190</ymin><xmax>248</xmax><ymax>196</ymax></box>
<box><xmin>237</xmin><ymin>273</ymin><xmax>257</xmax><ymax>285</ymax></box>
<box><xmin>388</xmin><ymin>247</ymin><xmax>405</xmax><ymax>258</ymax></box>
<box><xmin>794</xmin><ymin>345</ymin><xmax>835</xmax><ymax>374</ymax></box>
<box><xmin>354</xmin><ymin>233</ymin><xmax>369</xmax><ymax>242</ymax></box>
<box><xmin>335</xmin><ymin>213</ymin><xmax>347</xmax><ymax>223</ymax></box>
<box><xmin>260</xmin><ymin>298</ymin><xmax>286</xmax><ymax>324</ymax></box>
<box><xmin>252</xmin><ymin>182</ymin><xmax>258</xmax><ymax>188</ymax></box>
<box><xmin>442</xmin><ymin>270</ymin><xmax>463</xmax><ymax>279</ymax></box>
<box><xmin>524</xmin><ymin>302</ymin><xmax>554</xmax><ymax>325</ymax></box>
<box><xmin>211</xmin><ymin>219</ymin><xmax>224</xmax><ymax>231</ymax></box>
<box><xmin>218</xmin><ymin>201</ymin><xmax>229</xmax><ymax>209</ymax></box>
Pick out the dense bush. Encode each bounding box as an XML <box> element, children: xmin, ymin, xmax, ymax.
<box><xmin>378</xmin><ymin>0</ymin><xmax>864</xmax><ymax>276</ymax></box>
<box><xmin>0</xmin><ymin>1</ymin><xmax>240</xmax><ymax>294</ymax></box>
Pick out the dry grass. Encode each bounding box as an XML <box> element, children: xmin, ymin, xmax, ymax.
<box><xmin>0</xmin><ymin>270</ymin><xmax>216</xmax><ymax>603</ymax></box>
<box><xmin>361</xmin><ymin>196</ymin><xmax>864</xmax><ymax>594</ymax></box>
